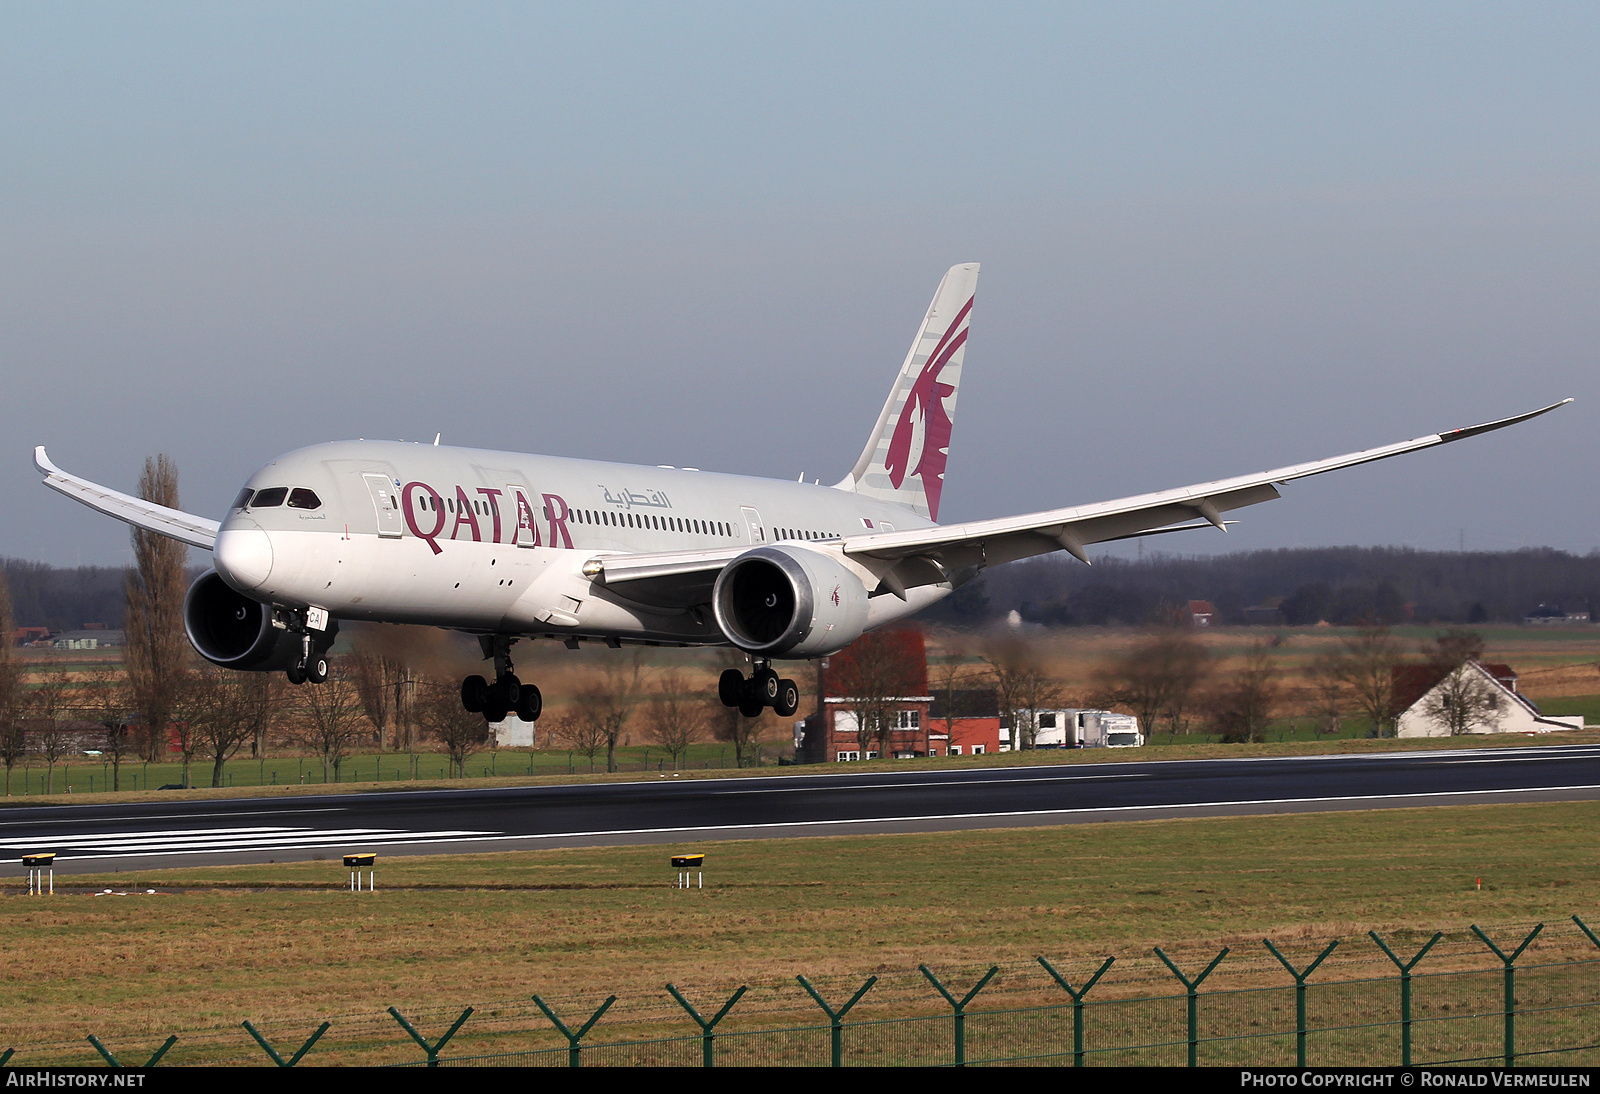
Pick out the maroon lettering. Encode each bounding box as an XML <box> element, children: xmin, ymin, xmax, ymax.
<box><xmin>476</xmin><ymin>487</ymin><xmax>504</xmax><ymax>543</ymax></box>
<box><xmin>401</xmin><ymin>482</ymin><xmax>446</xmax><ymax>555</ymax></box>
<box><xmin>543</xmin><ymin>492</ymin><xmax>573</xmax><ymax>549</ymax></box>
<box><xmin>450</xmin><ymin>486</ymin><xmax>482</xmax><ymax>542</ymax></box>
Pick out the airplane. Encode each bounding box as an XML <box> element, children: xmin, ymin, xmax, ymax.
<box><xmin>36</xmin><ymin>263</ymin><xmax>1570</xmax><ymax>725</ymax></box>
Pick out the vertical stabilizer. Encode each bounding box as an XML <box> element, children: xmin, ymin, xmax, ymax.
<box><xmin>836</xmin><ymin>263</ymin><xmax>979</xmax><ymax>522</ymax></box>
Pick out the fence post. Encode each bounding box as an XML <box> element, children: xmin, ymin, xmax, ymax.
<box><xmin>919</xmin><ymin>964</ymin><xmax>999</xmax><ymax>1067</ymax></box>
<box><xmin>1036</xmin><ymin>955</ymin><xmax>1114</xmax><ymax>1067</ymax></box>
<box><xmin>532</xmin><ymin>994</ymin><xmax>615</xmax><ymax>1067</ymax></box>
<box><xmin>387</xmin><ymin>1006</ymin><xmax>473</xmax><ymax>1067</ymax></box>
<box><xmin>1153</xmin><ymin>946</ymin><xmax>1229</xmax><ymax>1067</ymax></box>
<box><xmin>1470</xmin><ymin>923</ymin><xmax>1543</xmax><ymax>1068</ymax></box>
<box><xmin>665</xmin><ymin>983</ymin><xmax>748</xmax><ymax>1067</ymax></box>
<box><xmin>0</xmin><ymin>1049</ymin><xmax>11</xmax><ymax>1066</ymax></box>
<box><xmin>1263</xmin><ymin>939</ymin><xmax>1338</xmax><ymax>1068</ymax></box>
<box><xmin>86</xmin><ymin>1035</ymin><xmax>177</xmax><ymax>1068</ymax></box>
<box><xmin>1369</xmin><ymin>931</ymin><xmax>1442</xmax><ymax>1067</ymax></box>
<box><xmin>242</xmin><ymin>1020</ymin><xmax>330</xmax><ymax>1067</ymax></box>
<box><xmin>797</xmin><ymin>974</ymin><xmax>877</xmax><ymax>1067</ymax></box>
<box><xmin>1573</xmin><ymin>915</ymin><xmax>1600</xmax><ymax>950</ymax></box>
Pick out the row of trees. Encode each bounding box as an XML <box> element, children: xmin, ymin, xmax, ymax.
<box><xmin>931</xmin><ymin>546</ymin><xmax>1600</xmax><ymax>628</ymax></box>
<box><xmin>1087</xmin><ymin>625</ymin><xmax>1501</xmax><ymax>742</ymax></box>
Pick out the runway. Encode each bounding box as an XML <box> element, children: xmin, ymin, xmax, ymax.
<box><xmin>5</xmin><ymin>744</ymin><xmax>1600</xmax><ymax>874</ymax></box>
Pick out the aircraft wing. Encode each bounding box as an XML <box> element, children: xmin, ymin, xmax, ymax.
<box><xmin>34</xmin><ymin>447</ymin><xmax>219</xmax><ymax>550</ymax></box>
<box><xmin>838</xmin><ymin>399</ymin><xmax>1572</xmax><ymax>593</ymax></box>
<box><xmin>594</xmin><ymin>399</ymin><xmax>1571</xmax><ymax>605</ymax></box>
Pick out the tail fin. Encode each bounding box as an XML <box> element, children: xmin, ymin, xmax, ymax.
<box><xmin>836</xmin><ymin>263</ymin><xmax>979</xmax><ymax>522</ymax></box>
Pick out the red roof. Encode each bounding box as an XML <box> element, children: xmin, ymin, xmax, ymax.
<box><xmin>1391</xmin><ymin>661</ymin><xmax>1517</xmax><ymax>714</ymax></box>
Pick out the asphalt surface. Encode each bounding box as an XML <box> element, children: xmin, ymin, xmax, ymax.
<box><xmin>5</xmin><ymin>744</ymin><xmax>1600</xmax><ymax>874</ymax></box>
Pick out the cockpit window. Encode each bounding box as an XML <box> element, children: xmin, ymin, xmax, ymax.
<box><xmin>287</xmin><ymin>488</ymin><xmax>322</xmax><ymax>510</ymax></box>
<box><xmin>251</xmin><ymin>487</ymin><xmax>288</xmax><ymax>507</ymax></box>
<box><xmin>232</xmin><ymin>488</ymin><xmax>254</xmax><ymax>509</ymax></box>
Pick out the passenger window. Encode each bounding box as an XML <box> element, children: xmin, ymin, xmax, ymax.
<box><xmin>252</xmin><ymin>487</ymin><xmax>288</xmax><ymax>507</ymax></box>
<box><xmin>232</xmin><ymin>488</ymin><xmax>254</xmax><ymax>509</ymax></box>
<box><xmin>287</xmin><ymin>488</ymin><xmax>322</xmax><ymax>510</ymax></box>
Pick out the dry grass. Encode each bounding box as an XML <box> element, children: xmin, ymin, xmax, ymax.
<box><xmin>5</xmin><ymin>799</ymin><xmax>1600</xmax><ymax>1063</ymax></box>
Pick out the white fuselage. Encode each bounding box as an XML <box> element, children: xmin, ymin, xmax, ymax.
<box><xmin>212</xmin><ymin>440</ymin><xmax>944</xmax><ymax>646</ymax></box>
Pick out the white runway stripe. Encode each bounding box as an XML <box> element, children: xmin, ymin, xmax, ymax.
<box><xmin>4</xmin><ymin>825</ymin><xmax>498</xmax><ymax>859</ymax></box>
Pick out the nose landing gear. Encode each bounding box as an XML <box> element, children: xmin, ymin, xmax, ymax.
<box><xmin>720</xmin><ymin>660</ymin><xmax>801</xmax><ymax>719</ymax></box>
<box><xmin>284</xmin><ymin>613</ymin><xmax>336</xmax><ymax>685</ymax></box>
<box><xmin>461</xmin><ymin>637</ymin><xmax>542</xmax><ymax>723</ymax></box>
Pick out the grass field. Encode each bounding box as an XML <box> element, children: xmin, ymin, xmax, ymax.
<box><xmin>6</xmin><ymin>800</ymin><xmax>1600</xmax><ymax>1064</ymax></box>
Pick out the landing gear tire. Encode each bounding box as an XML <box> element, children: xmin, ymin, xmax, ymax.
<box><xmin>754</xmin><ymin>668</ymin><xmax>780</xmax><ymax>703</ymax></box>
<box><xmin>718</xmin><ymin>669</ymin><xmax>745</xmax><ymax>708</ymax></box>
<box><xmin>738</xmin><ymin>694</ymin><xmax>765</xmax><ymax>719</ymax></box>
<box><xmin>515</xmin><ymin>684</ymin><xmax>542</xmax><ymax>723</ymax></box>
<box><xmin>461</xmin><ymin>675</ymin><xmax>489</xmax><ymax>713</ymax></box>
<box><xmin>286</xmin><ymin>663</ymin><xmax>306</xmax><ymax>686</ymax></box>
<box><xmin>774</xmin><ymin>678</ymin><xmax>800</xmax><ymax>718</ymax></box>
<box><xmin>305</xmin><ymin>656</ymin><xmax>329</xmax><ymax>684</ymax></box>
<box><xmin>484</xmin><ymin>701</ymin><xmax>509</xmax><ymax>723</ymax></box>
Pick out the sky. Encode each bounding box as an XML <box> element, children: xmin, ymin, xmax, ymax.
<box><xmin>3</xmin><ymin>2</ymin><xmax>1597</xmax><ymax>567</ymax></box>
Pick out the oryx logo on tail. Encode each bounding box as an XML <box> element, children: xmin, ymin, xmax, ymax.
<box><xmin>837</xmin><ymin>263</ymin><xmax>980</xmax><ymax>523</ymax></box>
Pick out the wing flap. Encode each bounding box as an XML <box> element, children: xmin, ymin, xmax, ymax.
<box><xmin>35</xmin><ymin>447</ymin><xmax>219</xmax><ymax>550</ymax></box>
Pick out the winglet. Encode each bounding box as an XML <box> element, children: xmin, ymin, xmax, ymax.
<box><xmin>1438</xmin><ymin>398</ymin><xmax>1572</xmax><ymax>444</ymax></box>
<box><xmin>34</xmin><ymin>445</ymin><xmax>61</xmax><ymax>478</ymax></box>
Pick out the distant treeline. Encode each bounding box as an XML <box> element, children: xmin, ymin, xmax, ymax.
<box><xmin>8</xmin><ymin>546</ymin><xmax>1600</xmax><ymax>633</ymax></box>
<box><xmin>4</xmin><ymin>560</ymin><xmax>130</xmax><ymax>632</ymax></box>
<box><xmin>925</xmin><ymin>546</ymin><xmax>1600</xmax><ymax>628</ymax></box>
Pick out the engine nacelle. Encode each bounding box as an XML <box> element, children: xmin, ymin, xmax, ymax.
<box><xmin>712</xmin><ymin>546</ymin><xmax>870</xmax><ymax>658</ymax></box>
<box><xmin>183</xmin><ymin>571</ymin><xmax>301</xmax><ymax>671</ymax></box>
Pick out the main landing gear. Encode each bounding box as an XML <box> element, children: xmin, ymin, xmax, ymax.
<box><xmin>461</xmin><ymin>636</ymin><xmax>542</xmax><ymax>723</ymax></box>
<box><xmin>720</xmin><ymin>661</ymin><xmax>800</xmax><ymax>719</ymax></box>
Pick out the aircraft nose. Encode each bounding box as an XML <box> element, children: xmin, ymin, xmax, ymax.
<box><xmin>215</xmin><ymin>519</ymin><xmax>273</xmax><ymax>591</ymax></box>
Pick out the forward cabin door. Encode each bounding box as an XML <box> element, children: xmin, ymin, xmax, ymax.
<box><xmin>363</xmin><ymin>474</ymin><xmax>404</xmax><ymax>538</ymax></box>
<box><xmin>741</xmin><ymin>506</ymin><xmax>765</xmax><ymax>544</ymax></box>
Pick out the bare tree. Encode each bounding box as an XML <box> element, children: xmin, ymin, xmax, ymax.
<box><xmin>557</xmin><ymin>659</ymin><xmax>641</xmax><ymax>773</ymax></box>
<box><xmin>981</xmin><ymin>636</ymin><xmax>1064</xmax><ymax>751</ymax></box>
<box><xmin>829</xmin><ymin>630</ymin><xmax>924</xmax><ymax>757</ymax></box>
<box><xmin>1091</xmin><ymin>630</ymin><xmax>1209</xmax><ymax>739</ymax></box>
<box><xmin>1423</xmin><ymin>628</ymin><xmax>1487</xmax><ymax>672</ymax></box>
<box><xmin>80</xmin><ymin>665</ymin><xmax>134</xmax><ymax>790</ymax></box>
<box><xmin>1210</xmin><ymin>641</ymin><xmax>1281</xmax><ymax>743</ymax></box>
<box><xmin>290</xmin><ymin>666</ymin><xmax>369</xmax><ymax>781</ymax></box>
<box><xmin>29</xmin><ymin>664</ymin><xmax>75</xmax><ymax>794</ymax></box>
<box><xmin>124</xmin><ymin>455</ymin><xmax>188</xmax><ymax>762</ymax></box>
<box><xmin>1419</xmin><ymin>662</ymin><xmax>1504</xmax><ymax>736</ymax></box>
<box><xmin>1337</xmin><ymin>622</ymin><xmax>1402</xmax><ymax>737</ymax></box>
<box><xmin>928</xmin><ymin>639</ymin><xmax>974</xmax><ymax>751</ymax></box>
<box><xmin>413</xmin><ymin>679</ymin><xmax>489</xmax><ymax>776</ymax></box>
<box><xmin>640</xmin><ymin>674</ymin><xmax>709</xmax><ymax>768</ymax></box>
<box><xmin>166</xmin><ymin>667</ymin><xmax>204</xmax><ymax>789</ymax></box>
<box><xmin>350</xmin><ymin>650</ymin><xmax>399</xmax><ymax>749</ymax></box>
<box><xmin>1305</xmin><ymin>650</ymin><xmax>1346</xmax><ymax>736</ymax></box>
<box><xmin>551</xmin><ymin>707</ymin><xmax>609</xmax><ymax>771</ymax></box>
<box><xmin>0</xmin><ymin>571</ymin><xmax>24</xmax><ymax>795</ymax></box>
<box><xmin>187</xmin><ymin>667</ymin><xmax>268</xmax><ymax>788</ymax></box>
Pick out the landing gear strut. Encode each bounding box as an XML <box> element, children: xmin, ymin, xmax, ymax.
<box><xmin>284</xmin><ymin>614</ymin><xmax>336</xmax><ymax>685</ymax></box>
<box><xmin>461</xmin><ymin>636</ymin><xmax>542</xmax><ymax>723</ymax></box>
<box><xmin>720</xmin><ymin>659</ymin><xmax>800</xmax><ymax>719</ymax></box>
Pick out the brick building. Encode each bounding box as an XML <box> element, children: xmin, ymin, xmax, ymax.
<box><xmin>795</xmin><ymin>627</ymin><xmax>933</xmax><ymax>762</ymax></box>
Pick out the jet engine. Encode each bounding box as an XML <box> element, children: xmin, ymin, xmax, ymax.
<box><xmin>182</xmin><ymin>570</ymin><xmax>301</xmax><ymax>671</ymax></box>
<box><xmin>711</xmin><ymin>546</ymin><xmax>870</xmax><ymax>658</ymax></box>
